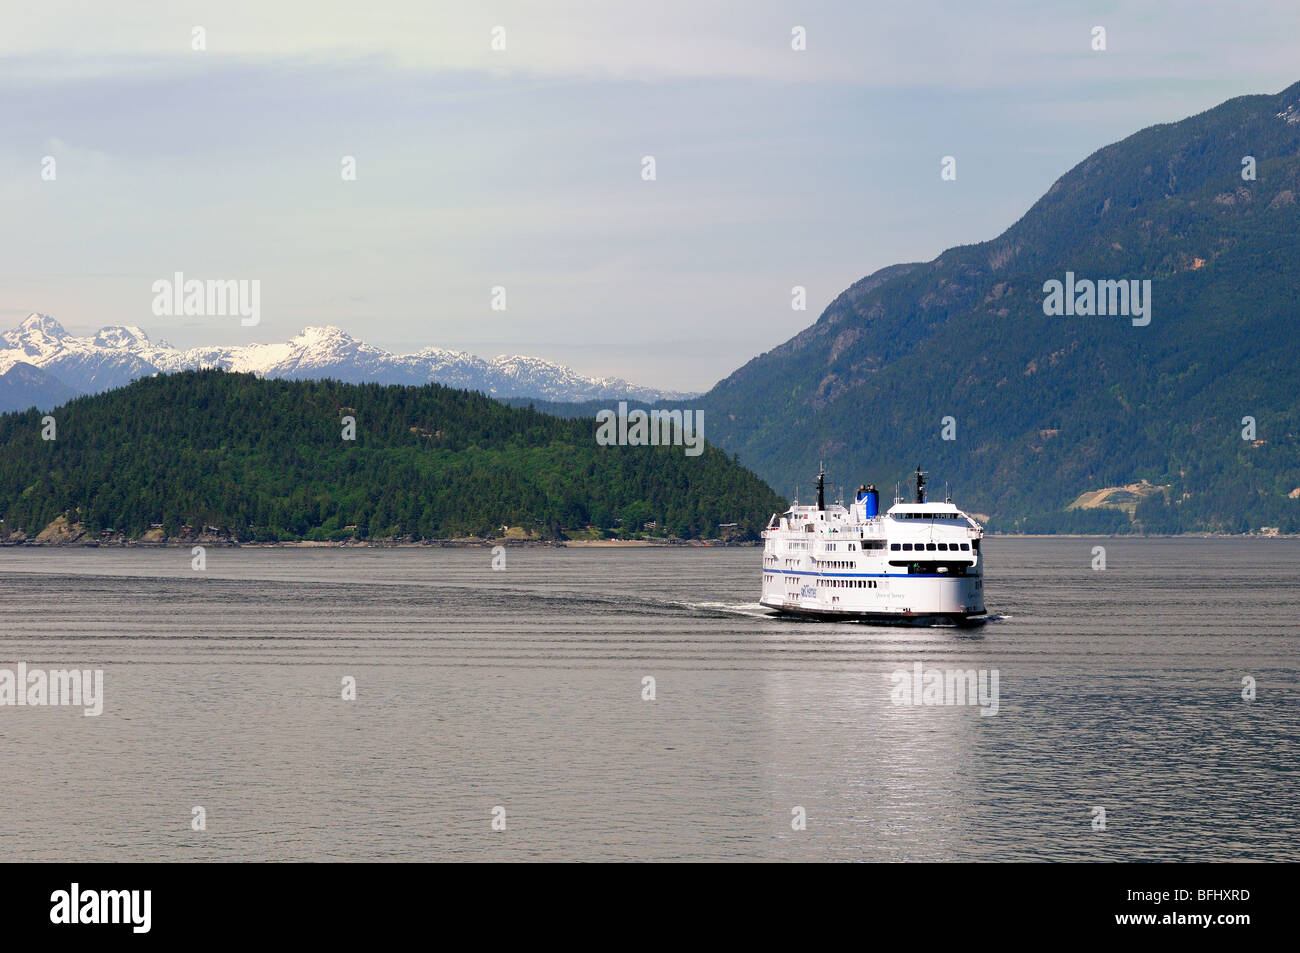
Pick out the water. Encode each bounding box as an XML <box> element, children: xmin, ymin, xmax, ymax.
<box><xmin>0</xmin><ymin>538</ymin><xmax>1295</xmax><ymax>861</ymax></box>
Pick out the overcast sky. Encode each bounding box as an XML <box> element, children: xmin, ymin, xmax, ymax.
<box><xmin>2</xmin><ymin>1</ymin><xmax>1297</xmax><ymax>390</ymax></box>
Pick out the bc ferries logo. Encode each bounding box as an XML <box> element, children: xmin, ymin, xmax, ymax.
<box><xmin>800</xmin><ymin>584</ymin><xmax>816</xmax><ymax>598</ymax></box>
<box><xmin>1042</xmin><ymin>271</ymin><xmax>1151</xmax><ymax>326</ymax></box>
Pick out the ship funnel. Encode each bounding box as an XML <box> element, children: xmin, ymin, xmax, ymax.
<box><xmin>863</xmin><ymin>484</ymin><xmax>879</xmax><ymax>518</ymax></box>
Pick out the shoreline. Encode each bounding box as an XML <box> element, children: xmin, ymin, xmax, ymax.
<box><xmin>0</xmin><ymin>536</ymin><xmax>756</xmax><ymax>549</ymax></box>
<box><xmin>1</xmin><ymin>532</ymin><xmax>1296</xmax><ymax>550</ymax></box>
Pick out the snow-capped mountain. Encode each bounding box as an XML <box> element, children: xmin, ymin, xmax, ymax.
<box><xmin>0</xmin><ymin>315</ymin><xmax>157</xmax><ymax>395</ymax></box>
<box><xmin>0</xmin><ymin>314</ymin><xmax>692</xmax><ymax>404</ymax></box>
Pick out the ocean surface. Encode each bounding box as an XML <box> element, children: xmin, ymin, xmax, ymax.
<box><xmin>0</xmin><ymin>538</ymin><xmax>1295</xmax><ymax>862</ymax></box>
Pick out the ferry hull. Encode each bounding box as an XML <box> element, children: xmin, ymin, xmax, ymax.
<box><xmin>760</xmin><ymin>600</ymin><xmax>987</xmax><ymax>627</ymax></box>
<box><xmin>760</xmin><ymin>574</ymin><xmax>985</xmax><ymax>626</ymax></box>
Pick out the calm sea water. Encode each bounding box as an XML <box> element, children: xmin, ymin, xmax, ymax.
<box><xmin>0</xmin><ymin>538</ymin><xmax>1295</xmax><ymax>862</ymax></box>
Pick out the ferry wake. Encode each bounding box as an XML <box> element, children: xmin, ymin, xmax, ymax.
<box><xmin>760</xmin><ymin>466</ymin><xmax>987</xmax><ymax>626</ymax></box>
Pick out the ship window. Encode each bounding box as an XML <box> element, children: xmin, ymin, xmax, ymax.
<box><xmin>960</xmin><ymin>543</ymin><xmax>970</xmax><ymax>551</ymax></box>
<box><xmin>926</xmin><ymin>543</ymin><xmax>937</xmax><ymax>551</ymax></box>
<box><xmin>890</xmin><ymin>543</ymin><xmax>900</xmax><ymax>551</ymax></box>
<box><xmin>902</xmin><ymin>543</ymin><xmax>912</xmax><ymax>551</ymax></box>
<box><xmin>937</xmin><ymin>543</ymin><xmax>948</xmax><ymax>551</ymax></box>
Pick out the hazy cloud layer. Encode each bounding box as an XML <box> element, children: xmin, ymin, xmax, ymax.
<box><xmin>3</xmin><ymin>1</ymin><xmax>1297</xmax><ymax>388</ymax></box>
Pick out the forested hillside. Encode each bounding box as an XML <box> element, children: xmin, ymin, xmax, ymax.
<box><xmin>0</xmin><ymin>371</ymin><xmax>783</xmax><ymax>542</ymax></box>
<box><xmin>694</xmin><ymin>80</ymin><xmax>1300</xmax><ymax>533</ymax></box>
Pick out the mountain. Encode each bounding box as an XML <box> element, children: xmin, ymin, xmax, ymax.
<box><xmin>0</xmin><ymin>362</ymin><xmax>79</xmax><ymax>413</ymax></box>
<box><xmin>0</xmin><ymin>370</ymin><xmax>780</xmax><ymax>542</ymax></box>
<box><xmin>0</xmin><ymin>315</ymin><xmax>157</xmax><ymax>394</ymax></box>
<box><xmin>0</xmin><ymin>316</ymin><xmax>691</xmax><ymax>403</ymax></box>
<box><xmin>697</xmin><ymin>80</ymin><xmax>1300</xmax><ymax>533</ymax></box>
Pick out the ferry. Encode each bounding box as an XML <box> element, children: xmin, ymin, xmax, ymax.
<box><xmin>759</xmin><ymin>466</ymin><xmax>987</xmax><ymax>625</ymax></box>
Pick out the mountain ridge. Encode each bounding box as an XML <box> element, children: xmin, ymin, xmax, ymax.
<box><xmin>0</xmin><ymin>314</ymin><xmax>695</xmax><ymax>403</ymax></box>
<box><xmin>697</xmin><ymin>79</ymin><xmax>1300</xmax><ymax>533</ymax></box>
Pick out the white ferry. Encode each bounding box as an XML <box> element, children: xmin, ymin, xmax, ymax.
<box><xmin>759</xmin><ymin>467</ymin><xmax>987</xmax><ymax>625</ymax></box>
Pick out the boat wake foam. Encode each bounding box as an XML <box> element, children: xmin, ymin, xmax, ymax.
<box><xmin>672</xmin><ymin>601</ymin><xmax>778</xmax><ymax>619</ymax></box>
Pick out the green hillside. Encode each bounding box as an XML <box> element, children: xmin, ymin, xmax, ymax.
<box><xmin>0</xmin><ymin>371</ymin><xmax>783</xmax><ymax>542</ymax></box>
<box><xmin>697</xmin><ymin>81</ymin><xmax>1300</xmax><ymax>533</ymax></box>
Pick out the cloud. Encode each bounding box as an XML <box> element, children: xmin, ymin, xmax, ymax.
<box><xmin>4</xmin><ymin>0</ymin><xmax>1298</xmax><ymax>89</ymax></box>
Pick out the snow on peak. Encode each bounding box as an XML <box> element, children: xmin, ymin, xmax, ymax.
<box><xmin>0</xmin><ymin>314</ymin><xmax>681</xmax><ymax>401</ymax></box>
<box><xmin>16</xmin><ymin>313</ymin><xmax>69</xmax><ymax>337</ymax></box>
<box><xmin>93</xmin><ymin>325</ymin><xmax>151</xmax><ymax>349</ymax></box>
<box><xmin>291</xmin><ymin>325</ymin><xmax>357</xmax><ymax>347</ymax></box>
<box><xmin>1</xmin><ymin>313</ymin><xmax>72</xmax><ymax>360</ymax></box>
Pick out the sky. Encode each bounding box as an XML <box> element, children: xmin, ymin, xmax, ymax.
<box><xmin>2</xmin><ymin>1</ymin><xmax>1297</xmax><ymax>391</ymax></box>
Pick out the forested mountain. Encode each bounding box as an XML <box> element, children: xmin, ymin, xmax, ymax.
<box><xmin>0</xmin><ymin>371</ymin><xmax>781</xmax><ymax>542</ymax></box>
<box><xmin>695</xmin><ymin>80</ymin><xmax>1300</xmax><ymax>533</ymax></box>
<box><xmin>0</xmin><ymin>362</ymin><xmax>77</xmax><ymax>413</ymax></box>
